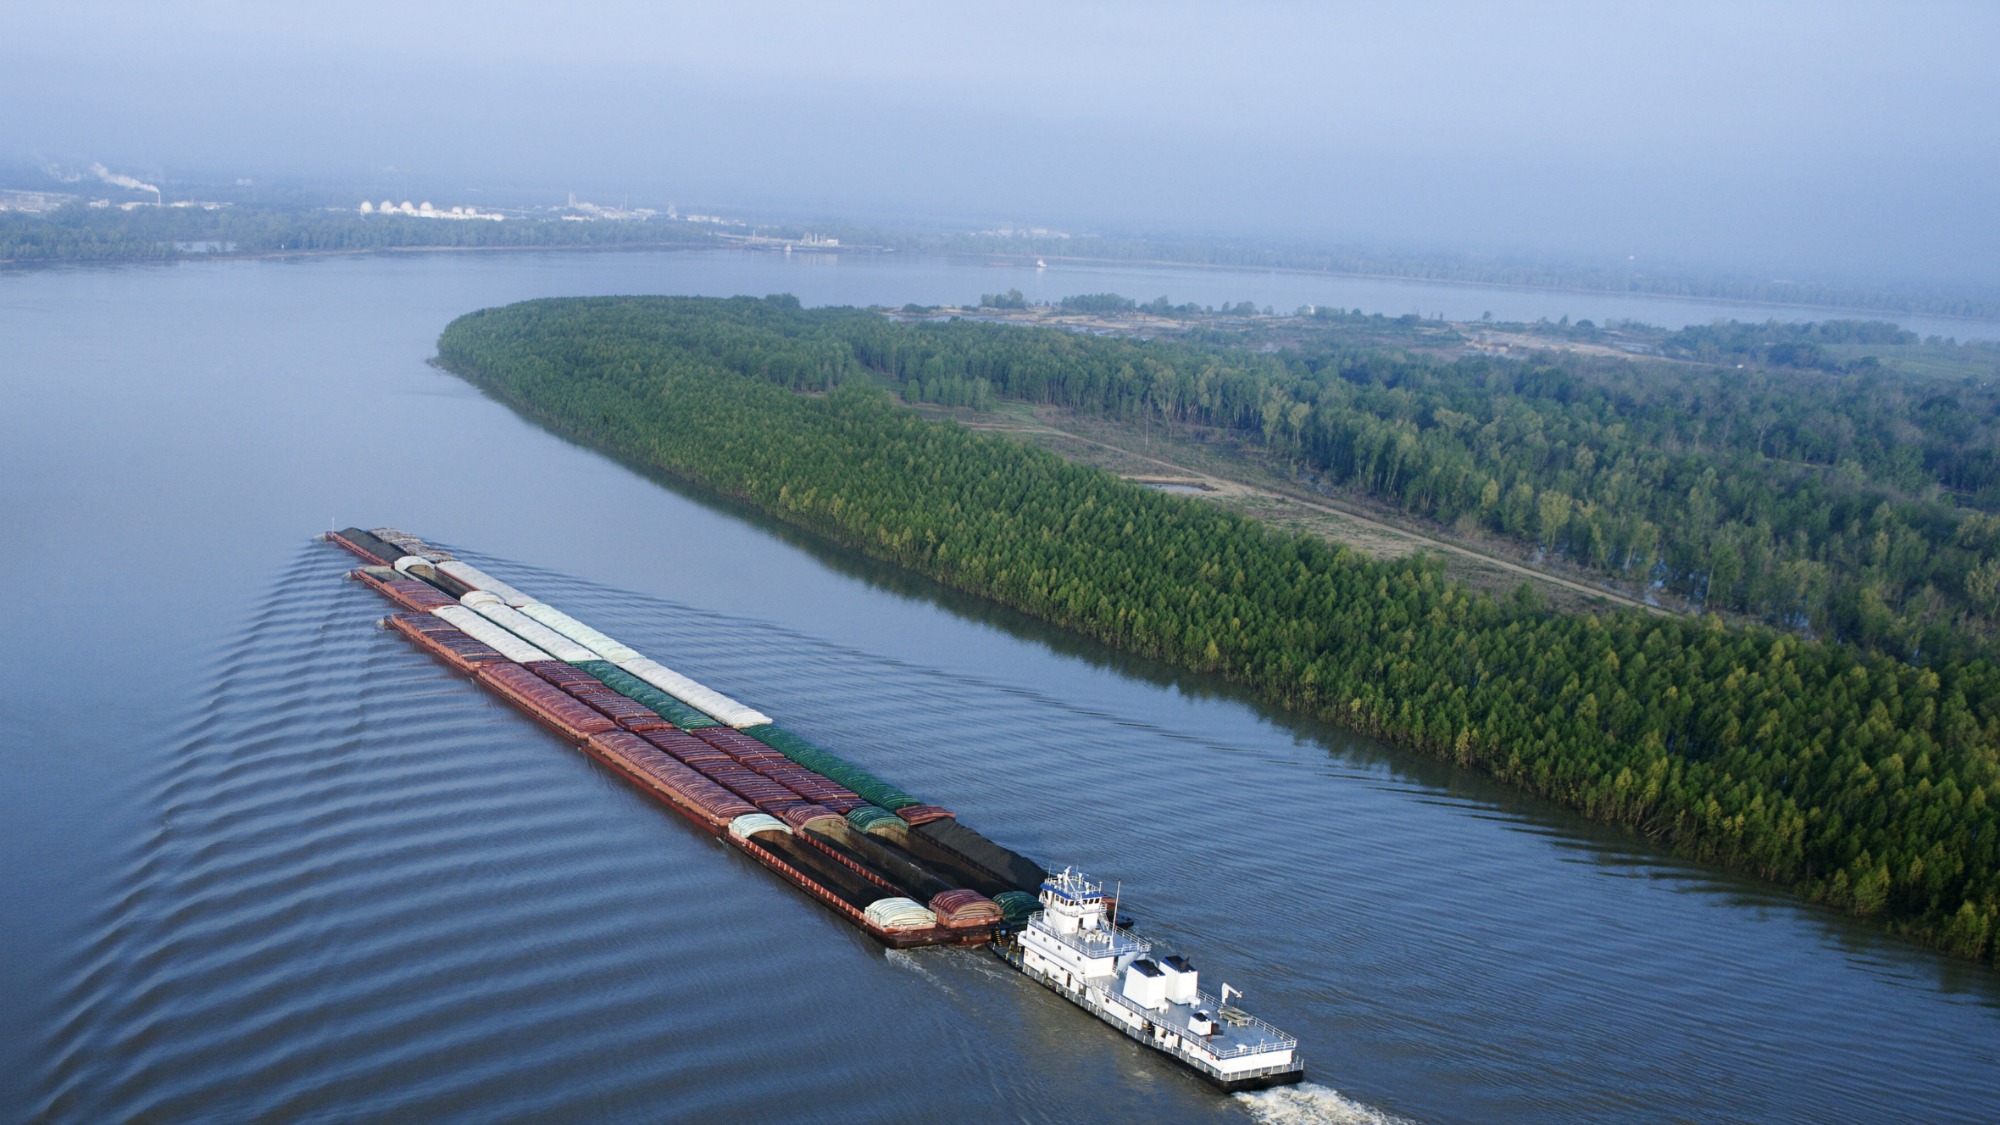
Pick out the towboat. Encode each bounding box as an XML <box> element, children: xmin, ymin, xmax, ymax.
<box><xmin>996</xmin><ymin>868</ymin><xmax>1304</xmax><ymax>1091</ymax></box>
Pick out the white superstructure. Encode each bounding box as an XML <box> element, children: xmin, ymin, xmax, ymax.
<box><xmin>1008</xmin><ymin>868</ymin><xmax>1302</xmax><ymax>1090</ymax></box>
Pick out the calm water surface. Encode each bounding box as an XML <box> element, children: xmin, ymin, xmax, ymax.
<box><xmin>2</xmin><ymin>251</ymin><xmax>1996</xmax><ymax>1123</ymax></box>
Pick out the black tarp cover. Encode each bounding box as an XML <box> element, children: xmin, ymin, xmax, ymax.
<box><xmin>335</xmin><ymin>528</ymin><xmax>404</xmax><ymax>565</ymax></box>
<box><xmin>914</xmin><ymin>821</ymin><xmax>1048</xmax><ymax>894</ymax></box>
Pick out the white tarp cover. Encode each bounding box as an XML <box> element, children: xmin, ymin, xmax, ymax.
<box><xmin>436</xmin><ymin>560</ymin><xmax>535</xmax><ymax>607</ymax></box>
<box><xmin>618</xmin><ymin>655</ymin><xmax>773</xmax><ymax>728</ymax></box>
<box><xmin>512</xmin><ymin>601</ymin><xmax>773</xmax><ymax>726</ymax></box>
<box><xmin>864</xmin><ymin>898</ymin><xmax>938</xmax><ymax>930</ymax></box>
<box><xmin>461</xmin><ymin>590</ymin><xmax>504</xmax><ymax>608</ymax></box>
<box><xmin>431</xmin><ymin>605</ymin><xmax>554</xmax><ymax>663</ymax></box>
<box><xmin>727</xmin><ymin>813</ymin><xmax>791</xmax><ymax>840</ymax></box>
<box><xmin>518</xmin><ymin>604</ymin><xmax>643</xmax><ymax>664</ymax></box>
<box><xmin>462</xmin><ymin>598</ymin><xmax>600</xmax><ymax>663</ymax></box>
<box><xmin>393</xmin><ymin>555</ymin><xmax>438</xmax><ymax>580</ymax></box>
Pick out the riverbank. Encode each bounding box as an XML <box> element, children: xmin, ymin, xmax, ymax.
<box><xmin>435</xmin><ymin>294</ymin><xmax>2000</xmax><ymax>966</ymax></box>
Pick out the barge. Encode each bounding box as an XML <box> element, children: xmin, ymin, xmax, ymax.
<box><xmin>325</xmin><ymin>526</ymin><xmax>1302</xmax><ymax>1088</ymax></box>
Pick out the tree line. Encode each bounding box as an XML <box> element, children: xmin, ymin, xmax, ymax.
<box><xmin>437</xmin><ymin>295</ymin><xmax>2000</xmax><ymax>963</ymax></box>
<box><xmin>1659</xmin><ymin>318</ymin><xmax>1923</xmax><ymax>372</ymax></box>
<box><xmin>444</xmin><ymin>294</ymin><xmax>2000</xmax><ymax>665</ymax></box>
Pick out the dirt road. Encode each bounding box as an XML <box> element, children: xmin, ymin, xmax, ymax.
<box><xmin>951</xmin><ymin>407</ymin><xmax>1669</xmax><ymax>617</ymax></box>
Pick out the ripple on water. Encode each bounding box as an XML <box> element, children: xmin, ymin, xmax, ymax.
<box><xmin>38</xmin><ymin>540</ymin><xmax>1998</xmax><ymax>1124</ymax></box>
<box><xmin>35</xmin><ymin>543</ymin><xmax>1253</xmax><ymax>1124</ymax></box>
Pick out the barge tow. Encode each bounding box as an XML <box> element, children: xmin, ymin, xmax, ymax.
<box><xmin>325</xmin><ymin>525</ymin><xmax>1303</xmax><ymax>1091</ymax></box>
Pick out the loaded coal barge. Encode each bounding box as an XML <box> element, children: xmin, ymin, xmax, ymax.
<box><xmin>326</xmin><ymin>526</ymin><xmax>1302</xmax><ymax>1090</ymax></box>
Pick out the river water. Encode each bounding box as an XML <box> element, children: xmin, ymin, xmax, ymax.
<box><xmin>2</xmin><ymin>250</ymin><xmax>1995</xmax><ymax>1124</ymax></box>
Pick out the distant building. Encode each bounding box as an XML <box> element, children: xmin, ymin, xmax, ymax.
<box><xmin>556</xmin><ymin>196</ymin><xmax>660</xmax><ymax>222</ymax></box>
<box><xmin>977</xmin><ymin>226</ymin><xmax>1071</xmax><ymax>240</ymax></box>
<box><xmin>0</xmin><ymin>189</ymin><xmax>78</xmax><ymax>213</ymax></box>
<box><xmin>360</xmin><ymin>198</ymin><xmax>504</xmax><ymax>221</ymax></box>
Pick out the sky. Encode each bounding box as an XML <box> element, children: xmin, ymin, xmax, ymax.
<box><xmin>3</xmin><ymin>1</ymin><xmax>1995</xmax><ymax>287</ymax></box>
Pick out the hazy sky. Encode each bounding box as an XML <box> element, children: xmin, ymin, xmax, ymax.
<box><xmin>5</xmin><ymin>1</ymin><xmax>1995</xmax><ymax>285</ymax></box>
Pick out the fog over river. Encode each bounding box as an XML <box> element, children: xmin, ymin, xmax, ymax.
<box><xmin>2</xmin><ymin>249</ymin><xmax>1994</xmax><ymax>1123</ymax></box>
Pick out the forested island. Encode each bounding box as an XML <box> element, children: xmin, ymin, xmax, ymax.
<box><xmin>437</xmin><ymin>295</ymin><xmax>2000</xmax><ymax>962</ymax></box>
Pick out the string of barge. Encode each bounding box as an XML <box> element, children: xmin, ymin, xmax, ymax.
<box><xmin>324</xmin><ymin>525</ymin><xmax>1303</xmax><ymax>1088</ymax></box>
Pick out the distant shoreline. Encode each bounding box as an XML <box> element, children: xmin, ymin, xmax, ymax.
<box><xmin>5</xmin><ymin>237</ymin><xmax>1994</xmax><ymax>328</ymax></box>
<box><xmin>988</xmin><ymin>251</ymin><xmax>2000</xmax><ymax>327</ymax></box>
<box><xmin>0</xmin><ymin>238</ymin><xmax>717</xmax><ymax>268</ymax></box>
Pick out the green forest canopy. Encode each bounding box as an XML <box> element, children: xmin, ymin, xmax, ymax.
<box><xmin>911</xmin><ymin>312</ymin><xmax>2000</xmax><ymax>667</ymax></box>
<box><xmin>510</xmin><ymin>295</ymin><xmax>2000</xmax><ymax>666</ymax></box>
<box><xmin>437</xmin><ymin>295</ymin><xmax>2000</xmax><ymax>963</ymax></box>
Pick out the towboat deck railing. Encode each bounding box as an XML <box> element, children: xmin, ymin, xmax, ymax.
<box><xmin>1208</xmin><ymin>1058</ymin><xmax>1308</xmax><ymax>1083</ymax></box>
<box><xmin>1029</xmin><ymin>912</ymin><xmax>1151</xmax><ymax>959</ymax></box>
<box><xmin>1098</xmin><ymin>986</ymin><xmax>1298</xmax><ymax>1060</ymax></box>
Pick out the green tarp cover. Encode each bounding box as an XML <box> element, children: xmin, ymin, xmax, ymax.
<box><xmin>993</xmin><ymin>891</ymin><xmax>1042</xmax><ymax>925</ymax></box>
<box><xmin>845</xmin><ymin>805</ymin><xmax>906</xmax><ymax>833</ymax></box>
<box><xmin>744</xmin><ymin>724</ymin><xmax>920</xmax><ymax>810</ymax></box>
<box><xmin>571</xmin><ymin>659</ymin><xmax>720</xmax><ymax>729</ymax></box>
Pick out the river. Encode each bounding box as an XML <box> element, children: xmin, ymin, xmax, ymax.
<box><xmin>2</xmin><ymin>249</ymin><xmax>1995</xmax><ymax>1123</ymax></box>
